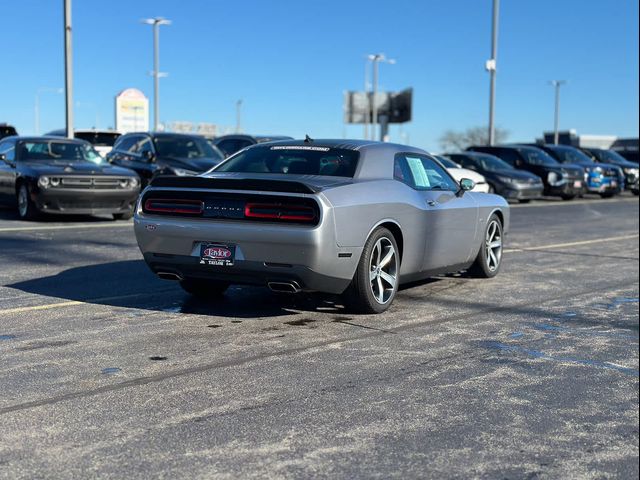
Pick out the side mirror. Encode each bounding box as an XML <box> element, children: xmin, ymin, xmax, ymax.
<box><xmin>457</xmin><ymin>178</ymin><xmax>476</xmax><ymax>196</ymax></box>
<box><xmin>143</xmin><ymin>150</ymin><xmax>156</xmax><ymax>162</ymax></box>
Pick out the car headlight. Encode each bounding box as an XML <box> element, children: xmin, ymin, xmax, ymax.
<box><xmin>547</xmin><ymin>171</ymin><xmax>559</xmax><ymax>184</ymax></box>
<box><xmin>172</xmin><ymin>167</ymin><xmax>198</xmax><ymax>176</ymax></box>
<box><xmin>129</xmin><ymin>177</ymin><xmax>139</xmax><ymax>188</ymax></box>
<box><xmin>50</xmin><ymin>177</ymin><xmax>60</xmax><ymax>187</ymax></box>
<box><xmin>38</xmin><ymin>176</ymin><xmax>50</xmax><ymax>188</ymax></box>
<box><xmin>496</xmin><ymin>175</ymin><xmax>513</xmax><ymax>184</ymax></box>
<box><xmin>624</xmin><ymin>167</ymin><xmax>639</xmax><ymax>175</ymax></box>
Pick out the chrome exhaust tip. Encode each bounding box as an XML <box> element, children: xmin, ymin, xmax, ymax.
<box><xmin>157</xmin><ymin>271</ymin><xmax>183</xmax><ymax>281</ymax></box>
<box><xmin>267</xmin><ymin>281</ymin><xmax>302</xmax><ymax>293</ymax></box>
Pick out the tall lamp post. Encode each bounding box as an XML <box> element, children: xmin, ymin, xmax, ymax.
<box><xmin>63</xmin><ymin>0</ymin><xmax>74</xmax><ymax>138</ymax></box>
<box><xmin>486</xmin><ymin>0</ymin><xmax>500</xmax><ymax>145</ymax></box>
<box><xmin>236</xmin><ymin>99</ymin><xmax>243</xmax><ymax>133</ymax></box>
<box><xmin>367</xmin><ymin>53</ymin><xmax>395</xmax><ymax>141</ymax></box>
<box><xmin>142</xmin><ymin>17</ymin><xmax>171</xmax><ymax>131</ymax></box>
<box><xmin>35</xmin><ymin>87</ymin><xmax>63</xmax><ymax>135</ymax></box>
<box><xmin>549</xmin><ymin>80</ymin><xmax>567</xmax><ymax>145</ymax></box>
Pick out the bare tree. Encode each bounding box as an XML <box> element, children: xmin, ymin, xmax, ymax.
<box><xmin>438</xmin><ymin>126</ymin><xmax>509</xmax><ymax>151</ymax></box>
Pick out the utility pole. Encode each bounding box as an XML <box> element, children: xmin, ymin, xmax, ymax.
<box><xmin>236</xmin><ymin>99</ymin><xmax>242</xmax><ymax>133</ymax></box>
<box><xmin>368</xmin><ymin>53</ymin><xmax>396</xmax><ymax>141</ymax></box>
<box><xmin>549</xmin><ymin>80</ymin><xmax>567</xmax><ymax>145</ymax></box>
<box><xmin>63</xmin><ymin>0</ymin><xmax>74</xmax><ymax>138</ymax></box>
<box><xmin>363</xmin><ymin>57</ymin><xmax>370</xmax><ymax>140</ymax></box>
<box><xmin>142</xmin><ymin>17</ymin><xmax>171</xmax><ymax>131</ymax></box>
<box><xmin>486</xmin><ymin>0</ymin><xmax>499</xmax><ymax>145</ymax></box>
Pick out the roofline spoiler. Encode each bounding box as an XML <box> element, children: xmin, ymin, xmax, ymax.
<box><xmin>149</xmin><ymin>175</ymin><xmax>320</xmax><ymax>194</ymax></box>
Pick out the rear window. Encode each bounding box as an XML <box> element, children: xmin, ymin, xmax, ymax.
<box><xmin>75</xmin><ymin>131</ymin><xmax>120</xmax><ymax>147</ymax></box>
<box><xmin>214</xmin><ymin>145</ymin><xmax>360</xmax><ymax>177</ymax></box>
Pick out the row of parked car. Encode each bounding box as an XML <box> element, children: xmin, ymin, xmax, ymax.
<box><xmin>0</xmin><ymin>122</ymin><xmax>638</xmax><ymax>221</ymax></box>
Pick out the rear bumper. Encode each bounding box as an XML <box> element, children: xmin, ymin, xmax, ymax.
<box><xmin>33</xmin><ymin>188</ymin><xmax>139</xmax><ymax>215</ymax></box>
<box><xmin>143</xmin><ymin>253</ymin><xmax>351</xmax><ymax>294</ymax></box>
<box><xmin>134</xmin><ymin>212</ymin><xmax>361</xmax><ymax>294</ymax></box>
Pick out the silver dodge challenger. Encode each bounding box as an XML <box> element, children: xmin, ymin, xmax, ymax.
<box><xmin>134</xmin><ymin>139</ymin><xmax>509</xmax><ymax>313</ymax></box>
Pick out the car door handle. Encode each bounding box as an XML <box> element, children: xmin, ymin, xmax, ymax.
<box><xmin>426</xmin><ymin>200</ymin><xmax>437</xmax><ymax>207</ymax></box>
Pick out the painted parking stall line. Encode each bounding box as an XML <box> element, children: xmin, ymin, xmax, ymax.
<box><xmin>505</xmin><ymin>234</ymin><xmax>639</xmax><ymax>253</ymax></box>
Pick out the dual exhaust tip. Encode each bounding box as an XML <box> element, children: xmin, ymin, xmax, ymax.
<box><xmin>156</xmin><ymin>271</ymin><xmax>301</xmax><ymax>294</ymax></box>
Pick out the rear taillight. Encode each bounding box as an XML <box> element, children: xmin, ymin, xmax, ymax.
<box><xmin>244</xmin><ymin>203</ymin><xmax>317</xmax><ymax>223</ymax></box>
<box><xmin>144</xmin><ymin>199</ymin><xmax>203</xmax><ymax>215</ymax></box>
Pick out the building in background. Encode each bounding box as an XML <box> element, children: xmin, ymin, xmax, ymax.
<box><xmin>539</xmin><ymin>130</ymin><xmax>619</xmax><ymax>148</ymax></box>
<box><xmin>115</xmin><ymin>88</ymin><xmax>149</xmax><ymax>133</ymax></box>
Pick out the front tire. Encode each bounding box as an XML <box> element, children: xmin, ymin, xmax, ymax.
<box><xmin>468</xmin><ymin>214</ymin><xmax>503</xmax><ymax>278</ymax></box>
<box><xmin>180</xmin><ymin>278</ymin><xmax>229</xmax><ymax>299</ymax></box>
<box><xmin>17</xmin><ymin>184</ymin><xmax>39</xmax><ymax>220</ymax></box>
<box><xmin>561</xmin><ymin>194</ymin><xmax>576</xmax><ymax>201</ymax></box>
<box><xmin>344</xmin><ymin>227</ymin><xmax>400</xmax><ymax>314</ymax></box>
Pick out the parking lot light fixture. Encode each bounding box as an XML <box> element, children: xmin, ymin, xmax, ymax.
<box><xmin>368</xmin><ymin>53</ymin><xmax>396</xmax><ymax>141</ymax></box>
<box><xmin>142</xmin><ymin>17</ymin><xmax>171</xmax><ymax>131</ymax></box>
<box><xmin>487</xmin><ymin>0</ymin><xmax>500</xmax><ymax>146</ymax></box>
<box><xmin>549</xmin><ymin>80</ymin><xmax>567</xmax><ymax>145</ymax></box>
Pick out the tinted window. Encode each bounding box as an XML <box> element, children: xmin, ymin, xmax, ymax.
<box><xmin>518</xmin><ymin>148</ymin><xmax>559</xmax><ymax>166</ymax></box>
<box><xmin>458</xmin><ymin>154</ymin><xmax>513</xmax><ymax>172</ymax></box>
<box><xmin>394</xmin><ymin>154</ymin><xmax>459</xmax><ymax>191</ymax></box>
<box><xmin>114</xmin><ymin>135</ymin><xmax>138</xmax><ymax>152</ymax></box>
<box><xmin>436</xmin><ymin>156</ymin><xmax>459</xmax><ymax>169</ymax></box>
<box><xmin>215</xmin><ymin>145</ymin><xmax>359</xmax><ymax>177</ymax></box>
<box><xmin>75</xmin><ymin>131</ymin><xmax>120</xmax><ymax>147</ymax></box>
<box><xmin>216</xmin><ymin>139</ymin><xmax>246</xmax><ymax>157</ymax></box>
<box><xmin>17</xmin><ymin>140</ymin><xmax>103</xmax><ymax>163</ymax></box>
<box><xmin>153</xmin><ymin>135</ymin><xmax>219</xmax><ymax>159</ymax></box>
<box><xmin>137</xmin><ymin>137</ymin><xmax>154</xmax><ymax>156</ymax></box>
<box><xmin>548</xmin><ymin>147</ymin><xmax>594</xmax><ymax>164</ymax></box>
<box><xmin>592</xmin><ymin>149</ymin><xmax>632</xmax><ymax>166</ymax></box>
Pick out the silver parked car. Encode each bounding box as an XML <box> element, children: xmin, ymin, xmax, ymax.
<box><xmin>134</xmin><ymin>139</ymin><xmax>509</xmax><ymax>313</ymax></box>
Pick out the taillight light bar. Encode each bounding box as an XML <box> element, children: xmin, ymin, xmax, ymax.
<box><xmin>244</xmin><ymin>203</ymin><xmax>317</xmax><ymax>223</ymax></box>
<box><xmin>144</xmin><ymin>199</ymin><xmax>203</xmax><ymax>215</ymax></box>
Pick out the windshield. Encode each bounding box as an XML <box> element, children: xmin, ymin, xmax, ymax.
<box><xmin>475</xmin><ymin>155</ymin><xmax>515</xmax><ymax>172</ymax></box>
<box><xmin>215</xmin><ymin>145</ymin><xmax>360</xmax><ymax>177</ymax></box>
<box><xmin>594</xmin><ymin>149</ymin><xmax>632</xmax><ymax>166</ymax></box>
<box><xmin>153</xmin><ymin>135</ymin><xmax>222</xmax><ymax>160</ymax></box>
<box><xmin>18</xmin><ymin>140</ymin><xmax>104</xmax><ymax>163</ymax></box>
<box><xmin>550</xmin><ymin>147</ymin><xmax>594</xmax><ymax>164</ymax></box>
<box><xmin>518</xmin><ymin>148</ymin><xmax>559</xmax><ymax>166</ymax></box>
<box><xmin>75</xmin><ymin>131</ymin><xmax>120</xmax><ymax>147</ymax></box>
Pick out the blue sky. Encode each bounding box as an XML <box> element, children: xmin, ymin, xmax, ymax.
<box><xmin>1</xmin><ymin>0</ymin><xmax>638</xmax><ymax>151</ymax></box>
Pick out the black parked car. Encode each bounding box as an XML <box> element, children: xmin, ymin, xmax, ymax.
<box><xmin>212</xmin><ymin>134</ymin><xmax>294</xmax><ymax>158</ymax></box>
<box><xmin>445</xmin><ymin>151</ymin><xmax>543</xmax><ymax>202</ymax></box>
<box><xmin>1</xmin><ymin>123</ymin><xmax>18</xmax><ymax>140</ymax></box>
<box><xmin>0</xmin><ymin>136</ymin><xmax>140</xmax><ymax>220</ymax></box>
<box><xmin>106</xmin><ymin>132</ymin><xmax>225</xmax><ymax>187</ymax></box>
<box><xmin>581</xmin><ymin>147</ymin><xmax>639</xmax><ymax>195</ymax></box>
<box><xmin>467</xmin><ymin>145</ymin><xmax>585</xmax><ymax>200</ymax></box>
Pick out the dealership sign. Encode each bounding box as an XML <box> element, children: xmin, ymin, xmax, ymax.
<box><xmin>115</xmin><ymin>88</ymin><xmax>149</xmax><ymax>133</ymax></box>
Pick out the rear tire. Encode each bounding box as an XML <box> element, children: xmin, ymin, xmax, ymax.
<box><xmin>600</xmin><ymin>192</ymin><xmax>615</xmax><ymax>199</ymax></box>
<box><xmin>560</xmin><ymin>194</ymin><xmax>576</xmax><ymax>201</ymax></box>
<box><xmin>468</xmin><ymin>214</ymin><xmax>503</xmax><ymax>278</ymax></box>
<box><xmin>180</xmin><ymin>278</ymin><xmax>229</xmax><ymax>299</ymax></box>
<box><xmin>343</xmin><ymin>227</ymin><xmax>400</xmax><ymax>314</ymax></box>
<box><xmin>16</xmin><ymin>184</ymin><xmax>39</xmax><ymax>220</ymax></box>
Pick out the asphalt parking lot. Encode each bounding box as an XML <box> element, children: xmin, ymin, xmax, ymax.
<box><xmin>0</xmin><ymin>195</ymin><xmax>638</xmax><ymax>479</ymax></box>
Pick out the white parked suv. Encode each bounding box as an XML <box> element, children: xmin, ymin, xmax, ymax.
<box><xmin>435</xmin><ymin>155</ymin><xmax>490</xmax><ymax>193</ymax></box>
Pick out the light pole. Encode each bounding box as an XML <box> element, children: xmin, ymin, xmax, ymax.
<box><xmin>549</xmin><ymin>80</ymin><xmax>567</xmax><ymax>145</ymax></box>
<box><xmin>486</xmin><ymin>0</ymin><xmax>499</xmax><ymax>145</ymax></box>
<box><xmin>236</xmin><ymin>99</ymin><xmax>243</xmax><ymax>133</ymax></box>
<box><xmin>368</xmin><ymin>53</ymin><xmax>396</xmax><ymax>141</ymax></box>
<box><xmin>142</xmin><ymin>17</ymin><xmax>171</xmax><ymax>131</ymax></box>
<box><xmin>64</xmin><ymin>0</ymin><xmax>74</xmax><ymax>138</ymax></box>
<box><xmin>35</xmin><ymin>87</ymin><xmax>63</xmax><ymax>135</ymax></box>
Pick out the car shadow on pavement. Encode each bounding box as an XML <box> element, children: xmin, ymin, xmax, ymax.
<box><xmin>7</xmin><ymin>259</ymin><xmax>347</xmax><ymax>318</ymax></box>
<box><xmin>0</xmin><ymin>205</ymin><xmax>120</xmax><ymax>223</ymax></box>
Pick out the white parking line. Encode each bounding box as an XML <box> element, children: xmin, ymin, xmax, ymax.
<box><xmin>0</xmin><ymin>222</ymin><xmax>133</xmax><ymax>233</ymax></box>
<box><xmin>506</xmin><ymin>234</ymin><xmax>639</xmax><ymax>253</ymax></box>
<box><xmin>511</xmin><ymin>197</ymin><xmax>639</xmax><ymax>208</ymax></box>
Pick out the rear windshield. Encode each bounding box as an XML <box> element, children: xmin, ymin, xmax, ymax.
<box><xmin>214</xmin><ymin>145</ymin><xmax>360</xmax><ymax>177</ymax></box>
<box><xmin>75</xmin><ymin>131</ymin><xmax>120</xmax><ymax>147</ymax></box>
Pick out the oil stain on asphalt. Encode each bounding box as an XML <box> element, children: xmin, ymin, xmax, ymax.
<box><xmin>285</xmin><ymin>318</ymin><xmax>316</xmax><ymax>326</ymax></box>
<box><xmin>149</xmin><ymin>356</ymin><xmax>168</xmax><ymax>361</ymax></box>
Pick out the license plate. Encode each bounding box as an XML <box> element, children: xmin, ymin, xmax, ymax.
<box><xmin>573</xmin><ymin>181</ymin><xmax>582</xmax><ymax>188</ymax></box>
<box><xmin>199</xmin><ymin>243</ymin><xmax>235</xmax><ymax>266</ymax></box>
